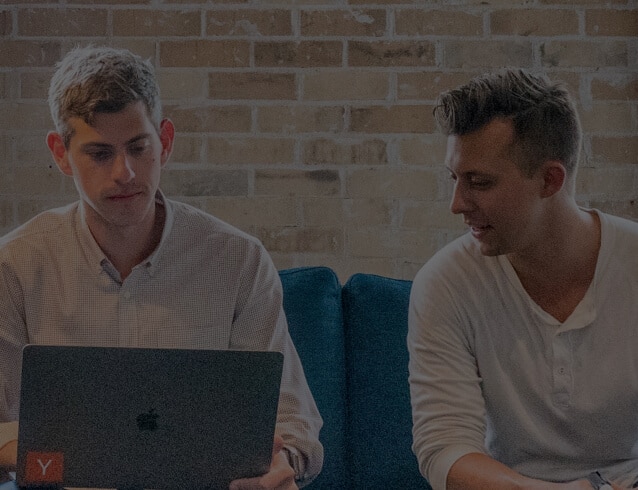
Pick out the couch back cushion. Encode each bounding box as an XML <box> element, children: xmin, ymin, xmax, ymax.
<box><xmin>279</xmin><ymin>266</ymin><xmax>347</xmax><ymax>488</ymax></box>
<box><xmin>342</xmin><ymin>273</ymin><xmax>431</xmax><ymax>490</ymax></box>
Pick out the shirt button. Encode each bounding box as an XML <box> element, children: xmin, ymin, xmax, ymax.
<box><xmin>123</xmin><ymin>291</ymin><xmax>132</xmax><ymax>300</ymax></box>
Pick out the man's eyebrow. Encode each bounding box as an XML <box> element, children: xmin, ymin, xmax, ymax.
<box><xmin>79</xmin><ymin>134</ymin><xmax>151</xmax><ymax>151</ymax></box>
<box><xmin>125</xmin><ymin>133</ymin><xmax>152</xmax><ymax>146</ymax></box>
<box><xmin>79</xmin><ymin>142</ymin><xmax>113</xmax><ymax>152</ymax></box>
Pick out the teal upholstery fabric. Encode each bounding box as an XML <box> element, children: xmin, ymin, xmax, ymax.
<box><xmin>342</xmin><ymin>273</ymin><xmax>430</xmax><ymax>490</ymax></box>
<box><xmin>279</xmin><ymin>267</ymin><xmax>431</xmax><ymax>489</ymax></box>
<box><xmin>279</xmin><ymin>267</ymin><xmax>347</xmax><ymax>488</ymax></box>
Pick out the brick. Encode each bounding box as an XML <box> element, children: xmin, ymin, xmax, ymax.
<box><xmin>158</xmin><ymin>71</ymin><xmax>207</xmax><ymax>100</ymax></box>
<box><xmin>399</xmin><ymin>135</ymin><xmax>448</xmax><ymax>166</ymax></box>
<box><xmin>350</xmin><ymin>105</ymin><xmax>436</xmax><ymax>133</ymax></box>
<box><xmin>401</xmin><ymin>200</ymin><xmax>466</xmax><ymax>230</ymax></box>
<box><xmin>169</xmin><ymin>135</ymin><xmax>204</xmax><ymax>164</ymax></box>
<box><xmin>0</xmin><ymin>199</ymin><xmax>14</xmax><ymax>232</ymax></box>
<box><xmin>256</xmin><ymin>226</ymin><xmax>343</xmax><ymax>254</ymax></box>
<box><xmin>541</xmin><ymin>40</ymin><xmax>627</xmax><ymax>68</ymax></box>
<box><xmin>444</xmin><ymin>40</ymin><xmax>533</xmax><ymax>68</ymax></box>
<box><xmin>206</xmin><ymin>9</ymin><xmax>291</xmax><ymax>36</ymax></box>
<box><xmin>349</xmin><ymin>41</ymin><xmax>435</xmax><ymax>67</ymax></box>
<box><xmin>255</xmin><ymin>41</ymin><xmax>342</xmax><ymax>68</ymax></box>
<box><xmin>577</xmin><ymin>166</ymin><xmax>637</xmax><ymax>198</ymax></box>
<box><xmin>160</xmin><ymin>41</ymin><xmax>249</xmax><ymax>67</ymax></box>
<box><xmin>539</xmin><ymin>0</ymin><xmax>627</xmax><ymax>5</ymax></box>
<box><xmin>301</xmin><ymin>197</ymin><xmax>345</xmax><ymax>227</ymax></box>
<box><xmin>200</xmin><ymin>197</ymin><xmax>297</xmax><ymax>228</ymax></box>
<box><xmin>397</xmin><ymin>71</ymin><xmax>481</xmax><ymax>100</ymax></box>
<box><xmin>255</xmin><ymin>169</ymin><xmax>340</xmax><ymax>197</ymax></box>
<box><xmin>300</xmin><ymin>9</ymin><xmax>386</xmax><ymax>37</ymax></box>
<box><xmin>14</xmin><ymin>133</ymin><xmax>51</xmax><ymax>165</ymax></box>
<box><xmin>303</xmin><ymin>70</ymin><xmax>388</xmax><ymax>101</ymax></box>
<box><xmin>113</xmin><ymin>9</ymin><xmax>200</xmax><ymax>37</ymax></box>
<box><xmin>170</xmin><ymin>133</ymin><xmax>206</xmax><ymax>163</ymax></box>
<box><xmin>590</xmin><ymin>136</ymin><xmax>638</xmax><ymax>165</ymax></box>
<box><xmin>396</xmin><ymin>9</ymin><xmax>483</xmax><ymax>36</ymax></box>
<box><xmin>491</xmin><ymin>9</ymin><xmax>579</xmax><ymax>36</ymax></box>
<box><xmin>19</xmin><ymin>8</ymin><xmax>108</xmax><ymax>37</ymax></box>
<box><xmin>587</xmin><ymin>9</ymin><xmax>638</xmax><ymax>36</ymax></box>
<box><xmin>20</xmin><ymin>72</ymin><xmax>52</xmax><ymax>99</ymax></box>
<box><xmin>164</xmin><ymin>105</ymin><xmax>251</xmax><ymax>132</ymax></box>
<box><xmin>0</xmin><ymin>41</ymin><xmax>60</xmax><ymax>67</ymax></box>
<box><xmin>206</xmin><ymin>137</ymin><xmax>295</xmax><ymax>165</ymax></box>
<box><xmin>348</xmin><ymin>228</ymin><xmax>433</xmax><ymax>261</ymax></box>
<box><xmin>0</xmin><ymin>74</ymin><xmax>7</xmax><ymax>99</ymax></box>
<box><xmin>159</xmin><ymin>168</ymin><xmax>249</xmax><ymax>196</ymax></box>
<box><xmin>68</xmin><ymin>0</ymin><xmax>148</xmax><ymax>4</ymax></box>
<box><xmin>0</xmin><ymin>10</ymin><xmax>10</xmax><ymax>36</ymax></box>
<box><xmin>591</xmin><ymin>76</ymin><xmax>638</xmax><ymax>101</ymax></box>
<box><xmin>346</xmin><ymin>168</ymin><xmax>439</xmax><ymax>199</ymax></box>
<box><xmin>345</xmin><ymin>198</ymin><xmax>393</xmax><ymax>227</ymax></box>
<box><xmin>163</xmin><ymin>0</ymin><xmax>225</xmax><ymax>4</ymax></box>
<box><xmin>209</xmin><ymin>72</ymin><xmax>296</xmax><ymax>100</ymax></box>
<box><xmin>0</xmin><ymin>135</ymin><xmax>11</xmax><ymax>166</ymax></box>
<box><xmin>0</xmin><ymin>102</ymin><xmax>51</xmax><ymax>131</ymax></box>
<box><xmin>0</xmin><ymin>166</ymin><xmax>66</xmax><ymax>196</ymax></box>
<box><xmin>302</xmin><ymin>138</ymin><xmax>388</xmax><ymax>165</ymax></box>
<box><xmin>579</xmin><ymin>102</ymin><xmax>633</xmax><ymax>133</ymax></box>
<box><xmin>111</xmin><ymin>40</ymin><xmax>156</xmax><ymax>60</ymax></box>
<box><xmin>258</xmin><ymin>106</ymin><xmax>345</xmax><ymax>133</ymax></box>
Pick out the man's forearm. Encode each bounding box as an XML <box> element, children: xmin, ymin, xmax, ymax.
<box><xmin>447</xmin><ymin>453</ymin><xmax>592</xmax><ymax>490</ymax></box>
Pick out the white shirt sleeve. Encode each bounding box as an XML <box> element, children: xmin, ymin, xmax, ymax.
<box><xmin>407</xmin><ymin>253</ymin><xmax>488</xmax><ymax>490</ymax></box>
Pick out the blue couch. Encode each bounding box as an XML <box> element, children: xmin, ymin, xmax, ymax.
<box><xmin>279</xmin><ymin>266</ymin><xmax>432</xmax><ymax>490</ymax></box>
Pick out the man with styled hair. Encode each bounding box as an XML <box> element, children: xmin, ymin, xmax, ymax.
<box><xmin>0</xmin><ymin>45</ymin><xmax>322</xmax><ymax>489</ymax></box>
<box><xmin>408</xmin><ymin>68</ymin><xmax>638</xmax><ymax>490</ymax></box>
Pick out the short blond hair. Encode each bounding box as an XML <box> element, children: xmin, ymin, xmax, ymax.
<box><xmin>48</xmin><ymin>45</ymin><xmax>162</xmax><ymax>146</ymax></box>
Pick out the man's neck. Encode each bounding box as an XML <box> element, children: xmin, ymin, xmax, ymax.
<box><xmin>507</xmin><ymin>205</ymin><xmax>601</xmax><ymax>322</ymax></box>
<box><xmin>87</xmin><ymin>201</ymin><xmax>166</xmax><ymax>280</ymax></box>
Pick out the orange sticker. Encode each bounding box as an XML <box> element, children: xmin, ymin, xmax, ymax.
<box><xmin>24</xmin><ymin>451</ymin><xmax>64</xmax><ymax>484</ymax></box>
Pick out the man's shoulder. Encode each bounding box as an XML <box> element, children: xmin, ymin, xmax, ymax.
<box><xmin>0</xmin><ymin>202</ymin><xmax>78</xmax><ymax>251</ymax></box>
<box><xmin>166</xmin><ymin>198</ymin><xmax>264</xmax><ymax>248</ymax></box>
<box><xmin>413</xmin><ymin>232</ymin><xmax>491</xmax><ymax>289</ymax></box>
<box><xmin>600</xmin><ymin>210</ymin><xmax>638</xmax><ymax>236</ymax></box>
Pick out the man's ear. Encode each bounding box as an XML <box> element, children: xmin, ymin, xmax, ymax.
<box><xmin>46</xmin><ymin>131</ymin><xmax>73</xmax><ymax>176</ymax></box>
<box><xmin>159</xmin><ymin>118</ymin><xmax>175</xmax><ymax>167</ymax></box>
<box><xmin>540</xmin><ymin>160</ymin><xmax>567</xmax><ymax>198</ymax></box>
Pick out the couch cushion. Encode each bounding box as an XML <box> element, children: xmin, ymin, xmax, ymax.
<box><xmin>342</xmin><ymin>273</ymin><xmax>431</xmax><ymax>490</ymax></box>
<box><xmin>279</xmin><ymin>266</ymin><xmax>347</xmax><ymax>488</ymax></box>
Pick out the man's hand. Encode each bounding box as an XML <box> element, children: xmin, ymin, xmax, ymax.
<box><xmin>229</xmin><ymin>435</ymin><xmax>297</xmax><ymax>490</ymax></box>
<box><xmin>0</xmin><ymin>440</ymin><xmax>16</xmax><ymax>471</ymax></box>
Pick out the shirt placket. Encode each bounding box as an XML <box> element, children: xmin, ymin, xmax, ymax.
<box><xmin>550</xmin><ymin>331</ymin><xmax>573</xmax><ymax>409</ymax></box>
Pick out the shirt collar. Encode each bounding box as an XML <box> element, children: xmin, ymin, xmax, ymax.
<box><xmin>73</xmin><ymin>190</ymin><xmax>175</xmax><ymax>279</ymax></box>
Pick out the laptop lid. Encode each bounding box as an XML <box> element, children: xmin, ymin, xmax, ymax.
<box><xmin>16</xmin><ymin>345</ymin><xmax>283</xmax><ymax>490</ymax></box>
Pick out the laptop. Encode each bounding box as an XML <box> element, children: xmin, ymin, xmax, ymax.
<box><xmin>16</xmin><ymin>345</ymin><xmax>284</xmax><ymax>490</ymax></box>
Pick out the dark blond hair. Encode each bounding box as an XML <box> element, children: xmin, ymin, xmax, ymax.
<box><xmin>434</xmin><ymin>68</ymin><xmax>582</xmax><ymax>178</ymax></box>
<box><xmin>48</xmin><ymin>45</ymin><xmax>161</xmax><ymax>147</ymax></box>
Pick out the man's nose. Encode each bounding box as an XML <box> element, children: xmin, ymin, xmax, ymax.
<box><xmin>450</xmin><ymin>182</ymin><xmax>471</xmax><ymax>215</ymax></box>
<box><xmin>112</xmin><ymin>153</ymin><xmax>135</xmax><ymax>183</ymax></box>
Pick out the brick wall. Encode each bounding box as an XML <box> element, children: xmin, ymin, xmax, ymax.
<box><xmin>1</xmin><ymin>1</ymin><xmax>636</xmax><ymax>281</ymax></box>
